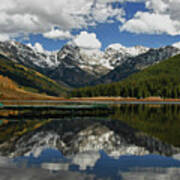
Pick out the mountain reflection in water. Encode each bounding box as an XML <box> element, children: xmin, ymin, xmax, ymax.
<box><xmin>1</xmin><ymin>104</ymin><xmax>180</xmax><ymax>179</ymax></box>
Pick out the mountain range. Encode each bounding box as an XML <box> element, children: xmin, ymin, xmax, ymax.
<box><xmin>0</xmin><ymin>40</ymin><xmax>180</xmax><ymax>96</ymax></box>
<box><xmin>0</xmin><ymin>41</ymin><xmax>151</xmax><ymax>87</ymax></box>
<box><xmin>71</xmin><ymin>54</ymin><xmax>180</xmax><ymax>98</ymax></box>
<box><xmin>94</xmin><ymin>45</ymin><xmax>180</xmax><ymax>85</ymax></box>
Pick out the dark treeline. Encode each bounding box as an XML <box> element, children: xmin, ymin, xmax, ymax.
<box><xmin>70</xmin><ymin>54</ymin><xmax>180</xmax><ymax>98</ymax></box>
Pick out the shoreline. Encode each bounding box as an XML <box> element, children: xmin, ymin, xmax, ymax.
<box><xmin>2</xmin><ymin>97</ymin><xmax>180</xmax><ymax>105</ymax></box>
<box><xmin>2</xmin><ymin>97</ymin><xmax>180</xmax><ymax>102</ymax></box>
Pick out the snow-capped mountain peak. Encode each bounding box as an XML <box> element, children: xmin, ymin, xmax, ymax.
<box><xmin>107</xmin><ymin>43</ymin><xmax>125</xmax><ymax>51</ymax></box>
<box><xmin>57</xmin><ymin>44</ymin><xmax>111</xmax><ymax>75</ymax></box>
<box><xmin>0</xmin><ymin>41</ymin><xmax>60</xmax><ymax>68</ymax></box>
<box><xmin>103</xmin><ymin>43</ymin><xmax>149</xmax><ymax>68</ymax></box>
<box><xmin>106</xmin><ymin>43</ymin><xmax>149</xmax><ymax>56</ymax></box>
<box><xmin>0</xmin><ymin>41</ymin><xmax>150</xmax><ymax>73</ymax></box>
<box><xmin>126</xmin><ymin>45</ymin><xmax>150</xmax><ymax>56</ymax></box>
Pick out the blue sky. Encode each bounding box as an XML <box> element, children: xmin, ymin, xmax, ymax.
<box><xmin>1</xmin><ymin>0</ymin><xmax>180</xmax><ymax>51</ymax></box>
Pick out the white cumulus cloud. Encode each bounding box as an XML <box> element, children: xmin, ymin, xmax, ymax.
<box><xmin>43</xmin><ymin>29</ymin><xmax>73</xmax><ymax>40</ymax></box>
<box><xmin>173</xmin><ymin>42</ymin><xmax>180</xmax><ymax>49</ymax></box>
<box><xmin>120</xmin><ymin>12</ymin><xmax>180</xmax><ymax>35</ymax></box>
<box><xmin>0</xmin><ymin>0</ymin><xmax>125</xmax><ymax>41</ymax></box>
<box><xmin>1</xmin><ymin>0</ymin><xmax>179</xmax><ymax>41</ymax></box>
<box><xmin>71</xmin><ymin>31</ymin><xmax>102</xmax><ymax>50</ymax></box>
<box><xmin>145</xmin><ymin>0</ymin><xmax>168</xmax><ymax>13</ymax></box>
<box><xmin>92</xmin><ymin>2</ymin><xmax>125</xmax><ymax>23</ymax></box>
<box><xmin>120</xmin><ymin>0</ymin><xmax>180</xmax><ymax>36</ymax></box>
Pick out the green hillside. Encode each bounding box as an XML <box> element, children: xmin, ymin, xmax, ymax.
<box><xmin>71</xmin><ymin>54</ymin><xmax>180</xmax><ymax>98</ymax></box>
<box><xmin>0</xmin><ymin>54</ymin><xmax>67</xmax><ymax>97</ymax></box>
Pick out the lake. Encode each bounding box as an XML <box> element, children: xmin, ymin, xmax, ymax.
<box><xmin>0</xmin><ymin>103</ymin><xmax>180</xmax><ymax>179</ymax></box>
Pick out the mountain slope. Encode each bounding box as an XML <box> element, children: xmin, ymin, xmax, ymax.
<box><xmin>0</xmin><ymin>42</ymin><xmax>105</xmax><ymax>87</ymax></box>
<box><xmin>0</xmin><ymin>41</ymin><xmax>59</xmax><ymax>69</ymax></box>
<box><xmin>71</xmin><ymin>54</ymin><xmax>180</xmax><ymax>98</ymax></box>
<box><xmin>93</xmin><ymin>46</ymin><xmax>180</xmax><ymax>85</ymax></box>
<box><xmin>47</xmin><ymin>45</ymin><xmax>98</xmax><ymax>87</ymax></box>
<box><xmin>0</xmin><ymin>75</ymin><xmax>59</xmax><ymax>100</ymax></box>
<box><xmin>0</xmin><ymin>41</ymin><xmax>150</xmax><ymax>87</ymax></box>
<box><xmin>0</xmin><ymin>54</ymin><xmax>67</xmax><ymax>97</ymax></box>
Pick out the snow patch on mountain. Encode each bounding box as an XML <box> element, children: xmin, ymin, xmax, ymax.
<box><xmin>0</xmin><ymin>41</ymin><xmax>150</xmax><ymax>73</ymax></box>
<box><xmin>107</xmin><ymin>43</ymin><xmax>149</xmax><ymax>56</ymax></box>
<box><xmin>0</xmin><ymin>41</ymin><xmax>60</xmax><ymax>68</ymax></box>
<box><xmin>104</xmin><ymin>44</ymin><xmax>150</xmax><ymax>68</ymax></box>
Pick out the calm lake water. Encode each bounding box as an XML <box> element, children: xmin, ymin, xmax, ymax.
<box><xmin>0</xmin><ymin>104</ymin><xmax>180</xmax><ymax>180</ymax></box>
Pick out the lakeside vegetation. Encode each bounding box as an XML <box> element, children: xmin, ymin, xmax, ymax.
<box><xmin>70</xmin><ymin>54</ymin><xmax>180</xmax><ymax>99</ymax></box>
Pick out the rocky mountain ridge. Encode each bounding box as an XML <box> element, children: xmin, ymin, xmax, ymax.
<box><xmin>0</xmin><ymin>41</ymin><xmax>179</xmax><ymax>87</ymax></box>
<box><xmin>94</xmin><ymin>46</ymin><xmax>180</xmax><ymax>84</ymax></box>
